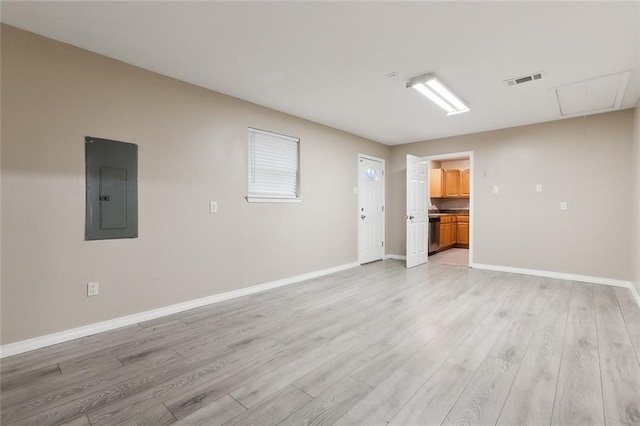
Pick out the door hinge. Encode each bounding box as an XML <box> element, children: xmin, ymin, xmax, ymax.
<box><xmin>381</xmin><ymin>205</ymin><xmax>384</xmax><ymax>212</ymax></box>
<box><xmin>382</xmin><ymin>241</ymin><xmax>384</xmax><ymax>247</ymax></box>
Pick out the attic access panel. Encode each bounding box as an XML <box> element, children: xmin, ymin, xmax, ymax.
<box><xmin>85</xmin><ymin>137</ymin><xmax>138</xmax><ymax>240</ymax></box>
<box><xmin>553</xmin><ymin>71</ymin><xmax>631</xmax><ymax>117</ymax></box>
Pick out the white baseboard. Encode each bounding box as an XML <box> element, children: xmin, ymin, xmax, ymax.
<box><xmin>471</xmin><ymin>262</ymin><xmax>633</xmax><ymax>288</ymax></box>
<box><xmin>629</xmin><ymin>284</ymin><xmax>640</xmax><ymax>309</ymax></box>
<box><xmin>471</xmin><ymin>262</ymin><xmax>640</xmax><ymax>310</ymax></box>
<box><xmin>0</xmin><ymin>261</ymin><xmax>360</xmax><ymax>358</ymax></box>
<box><xmin>384</xmin><ymin>254</ymin><xmax>406</xmax><ymax>261</ymax></box>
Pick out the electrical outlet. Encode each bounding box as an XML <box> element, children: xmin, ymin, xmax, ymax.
<box><xmin>560</xmin><ymin>202</ymin><xmax>568</xmax><ymax>211</ymax></box>
<box><xmin>87</xmin><ymin>282</ymin><xmax>99</xmax><ymax>297</ymax></box>
<box><xmin>536</xmin><ymin>184</ymin><xmax>542</xmax><ymax>192</ymax></box>
<box><xmin>493</xmin><ymin>185</ymin><xmax>499</xmax><ymax>194</ymax></box>
<box><xmin>209</xmin><ymin>201</ymin><xmax>218</xmax><ymax>213</ymax></box>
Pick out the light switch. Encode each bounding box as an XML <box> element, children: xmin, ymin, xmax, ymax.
<box><xmin>493</xmin><ymin>185</ymin><xmax>499</xmax><ymax>194</ymax></box>
<box><xmin>536</xmin><ymin>184</ymin><xmax>542</xmax><ymax>192</ymax></box>
<box><xmin>209</xmin><ymin>201</ymin><xmax>218</xmax><ymax>213</ymax></box>
<box><xmin>560</xmin><ymin>202</ymin><xmax>568</xmax><ymax>211</ymax></box>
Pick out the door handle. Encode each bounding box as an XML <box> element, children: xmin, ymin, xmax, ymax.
<box><xmin>408</xmin><ymin>215</ymin><xmax>414</xmax><ymax>220</ymax></box>
<box><xmin>361</xmin><ymin>215</ymin><xmax>366</xmax><ymax>220</ymax></box>
<box><xmin>99</xmin><ymin>195</ymin><xmax>110</xmax><ymax>202</ymax></box>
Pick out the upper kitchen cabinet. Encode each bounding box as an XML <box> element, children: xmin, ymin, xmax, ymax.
<box><xmin>444</xmin><ymin>169</ymin><xmax>460</xmax><ymax>197</ymax></box>
<box><xmin>460</xmin><ymin>169</ymin><xmax>470</xmax><ymax>197</ymax></box>
<box><xmin>429</xmin><ymin>168</ymin><xmax>468</xmax><ymax>198</ymax></box>
<box><xmin>430</xmin><ymin>168</ymin><xmax>444</xmax><ymax>197</ymax></box>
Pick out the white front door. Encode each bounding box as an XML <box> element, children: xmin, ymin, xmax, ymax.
<box><xmin>358</xmin><ymin>156</ymin><xmax>385</xmax><ymax>264</ymax></box>
<box><xmin>406</xmin><ymin>155</ymin><xmax>428</xmax><ymax>268</ymax></box>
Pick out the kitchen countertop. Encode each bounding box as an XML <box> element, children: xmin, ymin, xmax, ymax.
<box><xmin>428</xmin><ymin>210</ymin><xmax>469</xmax><ymax>217</ymax></box>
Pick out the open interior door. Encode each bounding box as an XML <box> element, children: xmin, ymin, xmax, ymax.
<box><xmin>406</xmin><ymin>155</ymin><xmax>428</xmax><ymax>268</ymax></box>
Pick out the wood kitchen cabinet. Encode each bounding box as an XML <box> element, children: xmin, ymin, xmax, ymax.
<box><xmin>460</xmin><ymin>169</ymin><xmax>470</xmax><ymax>197</ymax></box>
<box><xmin>451</xmin><ymin>216</ymin><xmax>457</xmax><ymax>244</ymax></box>
<box><xmin>444</xmin><ymin>170</ymin><xmax>460</xmax><ymax>197</ymax></box>
<box><xmin>455</xmin><ymin>215</ymin><xmax>469</xmax><ymax>247</ymax></box>
<box><xmin>429</xmin><ymin>168</ymin><xmax>444</xmax><ymax>198</ymax></box>
<box><xmin>430</xmin><ymin>168</ymin><xmax>468</xmax><ymax>198</ymax></box>
<box><xmin>439</xmin><ymin>215</ymin><xmax>456</xmax><ymax>249</ymax></box>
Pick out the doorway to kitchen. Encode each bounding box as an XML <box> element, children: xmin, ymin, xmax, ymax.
<box><xmin>426</xmin><ymin>151</ymin><xmax>473</xmax><ymax>267</ymax></box>
<box><xmin>405</xmin><ymin>151</ymin><xmax>473</xmax><ymax>268</ymax></box>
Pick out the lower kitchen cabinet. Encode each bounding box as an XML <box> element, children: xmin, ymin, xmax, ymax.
<box><xmin>439</xmin><ymin>216</ymin><xmax>457</xmax><ymax>249</ymax></box>
<box><xmin>455</xmin><ymin>215</ymin><xmax>469</xmax><ymax>247</ymax></box>
<box><xmin>437</xmin><ymin>215</ymin><xmax>469</xmax><ymax>252</ymax></box>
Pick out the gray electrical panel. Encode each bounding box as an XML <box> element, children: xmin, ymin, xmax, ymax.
<box><xmin>85</xmin><ymin>137</ymin><xmax>138</xmax><ymax>240</ymax></box>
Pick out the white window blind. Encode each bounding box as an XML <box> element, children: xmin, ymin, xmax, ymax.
<box><xmin>248</xmin><ymin>128</ymin><xmax>300</xmax><ymax>201</ymax></box>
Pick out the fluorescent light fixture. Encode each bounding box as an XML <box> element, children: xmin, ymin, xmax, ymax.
<box><xmin>407</xmin><ymin>73</ymin><xmax>470</xmax><ymax>115</ymax></box>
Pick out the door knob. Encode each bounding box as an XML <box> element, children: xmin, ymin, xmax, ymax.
<box><xmin>408</xmin><ymin>215</ymin><xmax>414</xmax><ymax>220</ymax></box>
<box><xmin>361</xmin><ymin>215</ymin><xmax>366</xmax><ymax>220</ymax></box>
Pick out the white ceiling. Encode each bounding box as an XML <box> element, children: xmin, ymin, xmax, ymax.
<box><xmin>2</xmin><ymin>1</ymin><xmax>639</xmax><ymax>145</ymax></box>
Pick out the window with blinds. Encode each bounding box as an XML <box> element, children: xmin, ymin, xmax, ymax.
<box><xmin>247</xmin><ymin>128</ymin><xmax>300</xmax><ymax>202</ymax></box>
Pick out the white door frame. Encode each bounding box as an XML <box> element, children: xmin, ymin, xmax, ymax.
<box><xmin>358</xmin><ymin>154</ymin><xmax>385</xmax><ymax>264</ymax></box>
<box><xmin>423</xmin><ymin>150</ymin><xmax>474</xmax><ymax>265</ymax></box>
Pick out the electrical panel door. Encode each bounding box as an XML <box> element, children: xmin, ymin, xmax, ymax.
<box><xmin>85</xmin><ymin>137</ymin><xmax>138</xmax><ymax>240</ymax></box>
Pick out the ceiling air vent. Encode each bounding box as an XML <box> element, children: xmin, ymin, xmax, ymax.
<box><xmin>503</xmin><ymin>72</ymin><xmax>544</xmax><ymax>87</ymax></box>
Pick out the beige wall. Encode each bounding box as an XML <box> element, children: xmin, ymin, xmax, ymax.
<box><xmin>633</xmin><ymin>103</ymin><xmax>640</xmax><ymax>295</ymax></box>
<box><xmin>0</xmin><ymin>26</ymin><xmax>389</xmax><ymax>344</ymax></box>
<box><xmin>440</xmin><ymin>159</ymin><xmax>470</xmax><ymax>169</ymax></box>
<box><xmin>388</xmin><ymin>110</ymin><xmax>635</xmax><ymax>281</ymax></box>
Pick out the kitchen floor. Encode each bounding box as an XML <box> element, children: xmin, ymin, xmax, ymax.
<box><xmin>429</xmin><ymin>248</ymin><xmax>469</xmax><ymax>267</ymax></box>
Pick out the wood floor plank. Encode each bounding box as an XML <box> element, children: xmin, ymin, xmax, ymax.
<box><xmin>1</xmin><ymin>345</ymin><xmax>182</xmax><ymax>412</ymax></box>
<box><xmin>594</xmin><ymin>285</ymin><xmax>635</xmax><ymax>347</ymax></box>
<box><xmin>606</xmin><ymin>416</ymin><xmax>632</xmax><ymax>426</ymax></box>
<box><xmin>279</xmin><ymin>376</ymin><xmax>371</xmax><ymax>426</ymax></box>
<box><xmin>0</xmin><ymin>324</ymin><xmax>144</xmax><ymax>377</ymax></box>
<box><xmin>614</xmin><ymin>286</ymin><xmax>640</xmax><ymax>363</ymax></box>
<box><xmin>551</xmin><ymin>345</ymin><xmax>604</xmax><ymax>426</ymax></box>
<box><xmin>447</xmin><ymin>313</ymin><xmax>510</xmax><ymax>371</ymax></box>
<box><xmin>0</xmin><ymin>363</ymin><xmax>62</xmax><ymax>393</ymax></box>
<box><xmin>595</xmin><ymin>285</ymin><xmax>640</xmax><ymax>426</ymax></box>
<box><xmin>171</xmin><ymin>395</ymin><xmax>246</xmax><ymax>426</ymax></box>
<box><xmin>389</xmin><ymin>361</ymin><xmax>475</xmax><ymax>425</ymax></box>
<box><xmin>94</xmin><ymin>335</ymin><xmax>319</xmax><ymax>423</ymax></box>
<box><xmin>442</xmin><ymin>356</ymin><xmax>519</xmax><ymax>426</ymax></box>
<box><xmin>489</xmin><ymin>310</ymin><xmax>539</xmax><ymax>364</ymax></box>
<box><xmin>565</xmin><ymin>283</ymin><xmax>598</xmax><ymax>352</ymax></box>
<box><xmin>526</xmin><ymin>280</ymin><xmax>572</xmax><ymax>357</ymax></box>
<box><xmin>229</xmin><ymin>332</ymin><xmax>363</xmax><ymax>408</ymax></box>
<box><xmin>518</xmin><ymin>276</ymin><xmax>552</xmax><ymax>315</ymax></box>
<box><xmin>93</xmin><ymin>402</ymin><xmax>176</xmax><ymax>426</ymax></box>
<box><xmin>223</xmin><ymin>385</ymin><xmax>312</xmax><ymax>426</ymax></box>
<box><xmin>292</xmin><ymin>328</ymin><xmax>415</xmax><ymax>398</ymax></box>
<box><xmin>495</xmin><ymin>350</ymin><xmax>562</xmax><ymax>426</ymax></box>
<box><xmin>598</xmin><ymin>341</ymin><xmax>640</xmax><ymax>426</ymax></box>
<box><xmin>334</xmin><ymin>369</ymin><xmax>425</xmax><ymax>426</ymax></box>
<box><xmin>350</xmin><ymin>331</ymin><xmax>434</xmax><ymax>387</ymax></box>
<box><xmin>59</xmin><ymin>353</ymin><xmax>123</xmax><ymax>375</ymax></box>
<box><xmin>60</xmin><ymin>415</ymin><xmax>92</xmax><ymax>426</ymax></box>
<box><xmin>400</xmin><ymin>287</ymin><xmax>502</xmax><ymax>380</ymax></box>
<box><xmin>8</xmin><ymin>336</ymin><xmax>282</xmax><ymax>425</ymax></box>
<box><xmin>550</xmin><ymin>282</ymin><xmax>604</xmax><ymax>426</ymax></box>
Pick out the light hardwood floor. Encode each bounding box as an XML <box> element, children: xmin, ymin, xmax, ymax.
<box><xmin>2</xmin><ymin>260</ymin><xmax>639</xmax><ymax>425</ymax></box>
<box><xmin>428</xmin><ymin>248</ymin><xmax>469</xmax><ymax>267</ymax></box>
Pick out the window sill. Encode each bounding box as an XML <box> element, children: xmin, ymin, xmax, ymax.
<box><xmin>246</xmin><ymin>197</ymin><xmax>302</xmax><ymax>204</ymax></box>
